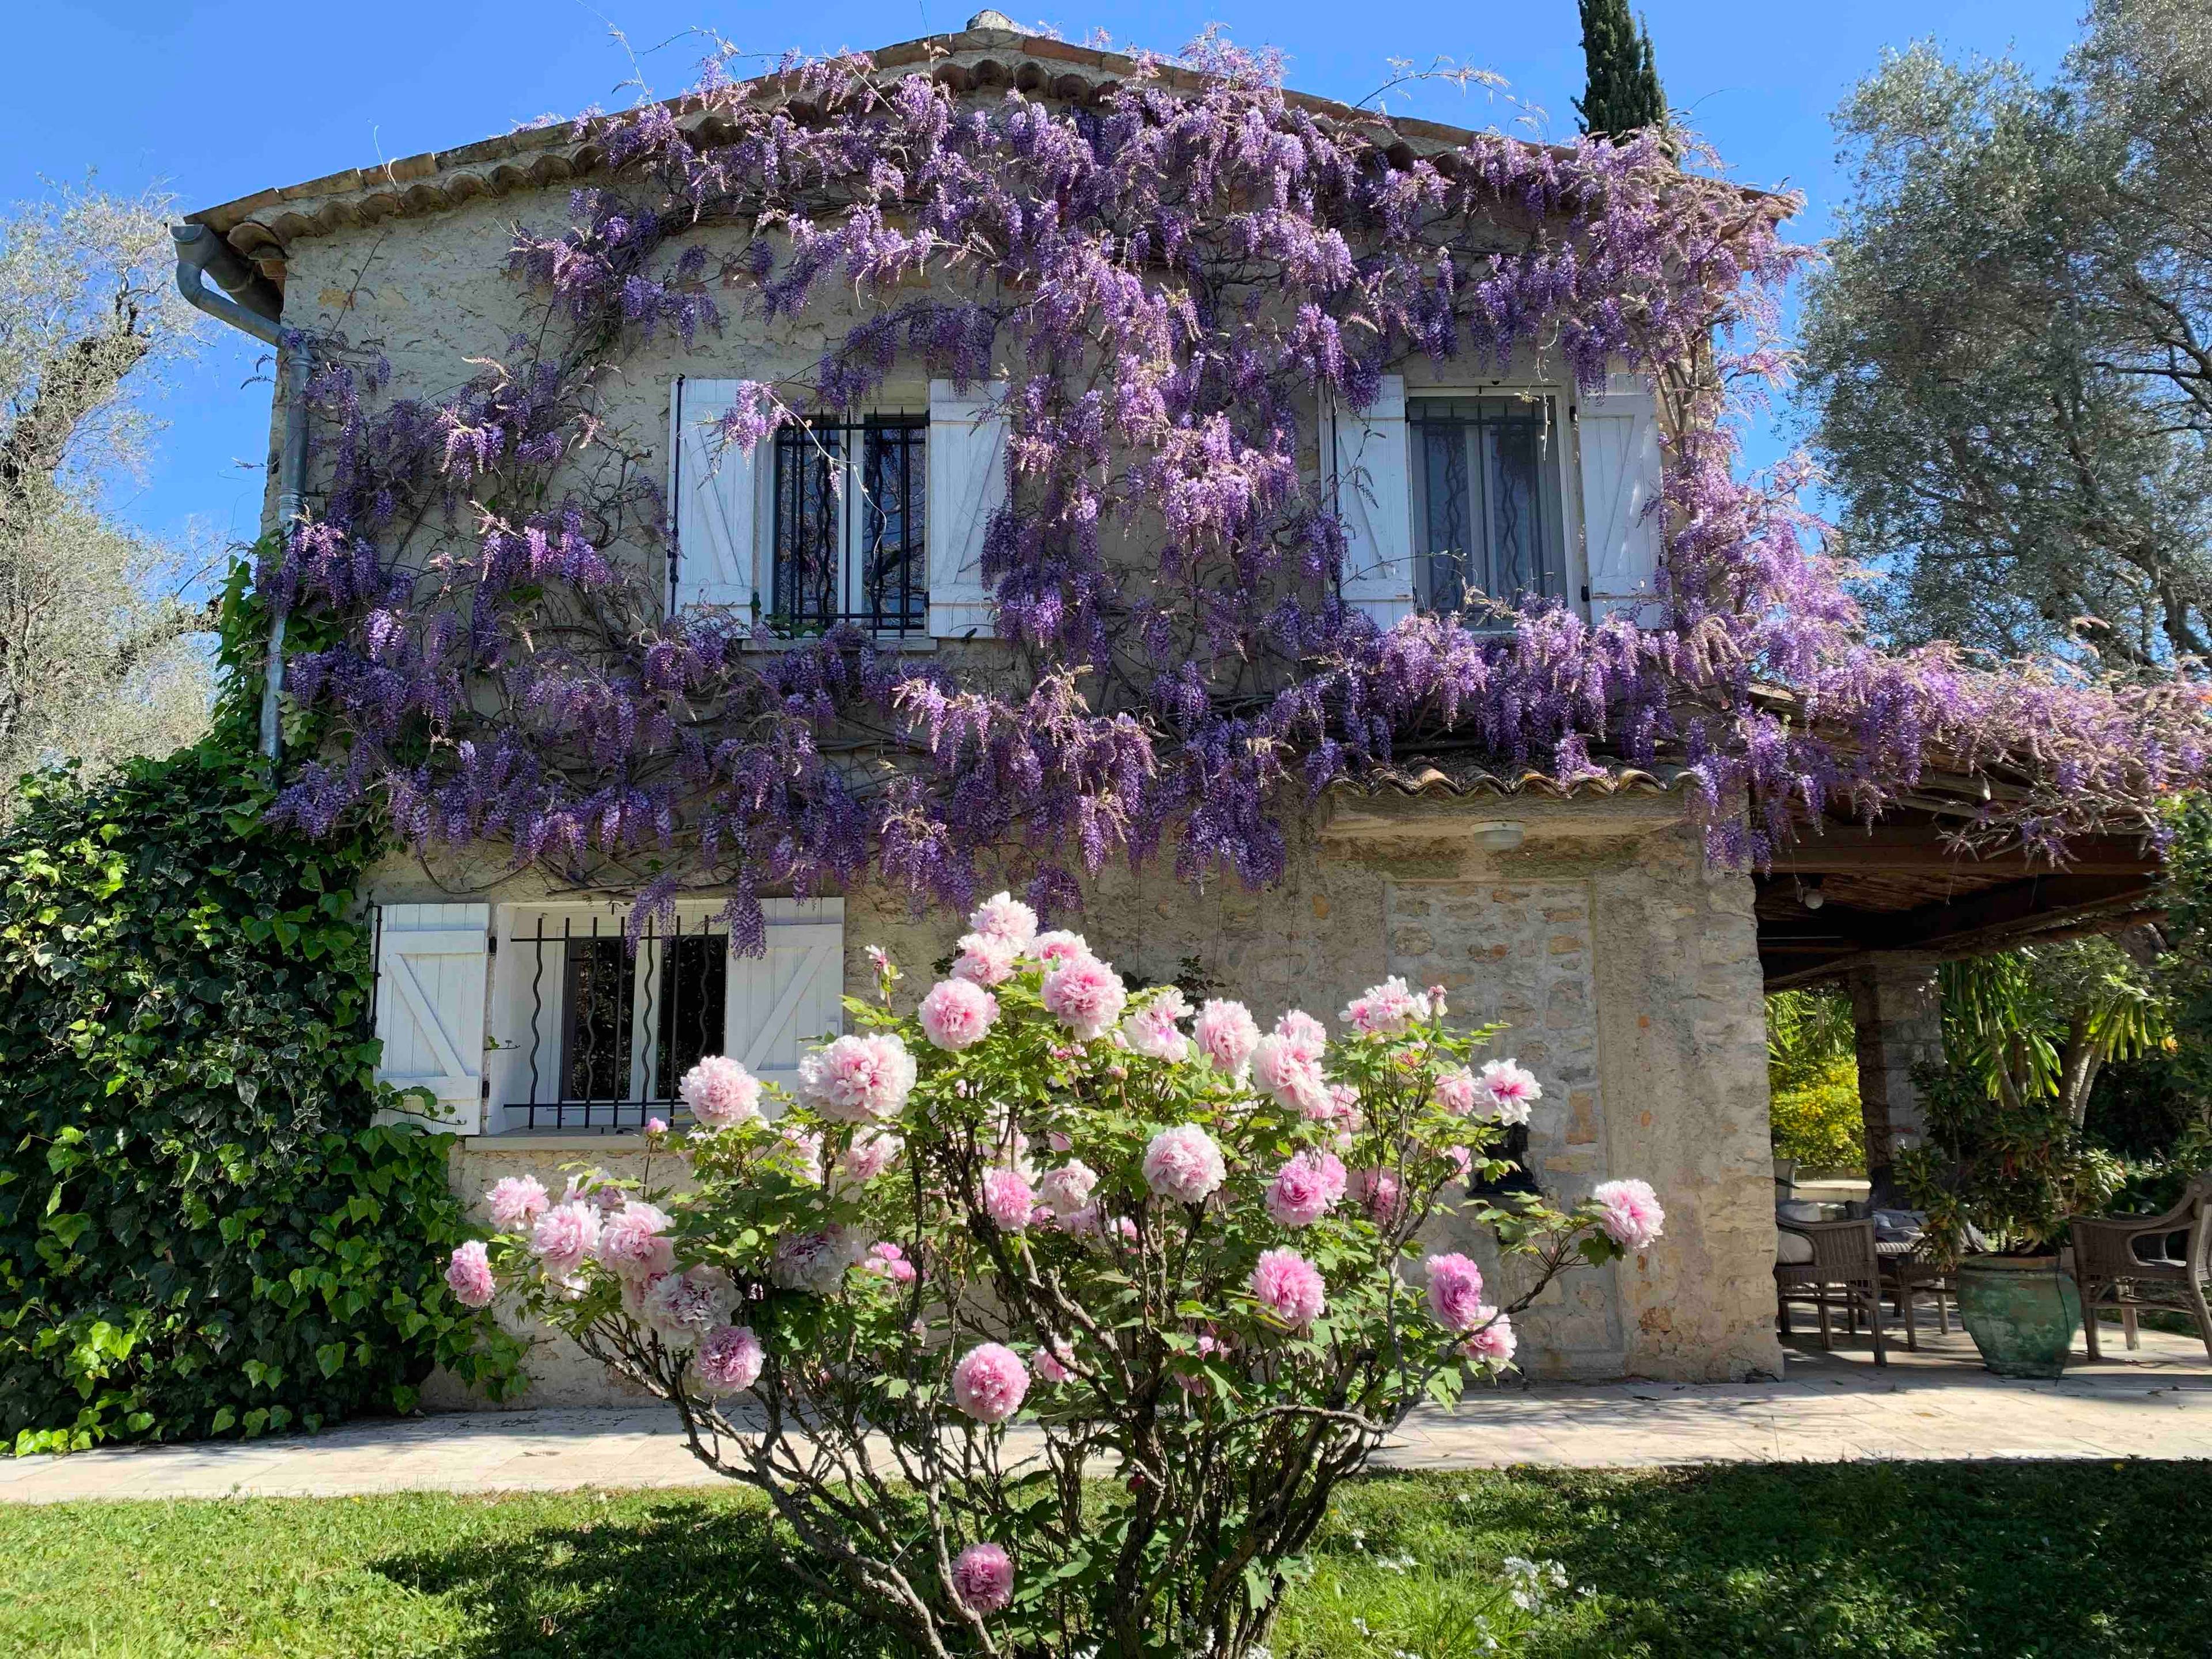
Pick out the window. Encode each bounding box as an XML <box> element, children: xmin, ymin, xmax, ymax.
<box><xmin>670</xmin><ymin>379</ymin><xmax>1005</xmax><ymax>639</ymax></box>
<box><xmin>1408</xmin><ymin>397</ymin><xmax>1567</xmax><ymax>613</ymax></box>
<box><xmin>768</xmin><ymin>416</ymin><xmax>929</xmax><ymax>637</ymax></box>
<box><xmin>463</xmin><ymin>899</ymin><xmax>847</xmax><ymax>1135</ymax></box>
<box><xmin>502</xmin><ymin>911</ymin><xmax>730</xmax><ymax>1131</ymax></box>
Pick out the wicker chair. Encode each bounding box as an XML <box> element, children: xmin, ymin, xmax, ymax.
<box><xmin>1878</xmin><ymin>1248</ymin><xmax>1952</xmax><ymax>1351</ymax></box>
<box><xmin>1776</xmin><ymin>1217</ymin><xmax>1889</xmax><ymax>1366</ymax></box>
<box><xmin>2069</xmin><ymin>1174</ymin><xmax>2212</xmax><ymax>1362</ymax></box>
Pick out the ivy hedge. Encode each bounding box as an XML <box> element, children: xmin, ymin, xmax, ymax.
<box><xmin>0</xmin><ymin>573</ymin><xmax>521</xmax><ymax>1455</ymax></box>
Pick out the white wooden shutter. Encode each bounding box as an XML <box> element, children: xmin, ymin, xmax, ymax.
<box><xmin>1578</xmin><ymin>375</ymin><xmax>1665</xmax><ymax>625</ymax></box>
<box><xmin>724</xmin><ymin>899</ymin><xmax>846</xmax><ymax>1094</ymax></box>
<box><xmin>670</xmin><ymin>377</ymin><xmax>762</xmax><ymax>617</ymax></box>
<box><xmin>374</xmin><ymin>903</ymin><xmax>491</xmax><ymax>1132</ymax></box>
<box><xmin>1334</xmin><ymin>375</ymin><xmax>1415</xmax><ymax>626</ymax></box>
<box><xmin>926</xmin><ymin>378</ymin><xmax>1010</xmax><ymax>638</ymax></box>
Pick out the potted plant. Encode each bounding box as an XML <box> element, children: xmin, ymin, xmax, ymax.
<box><xmin>1897</xmin><ymin>1063</ymin><xmax>2123</xmax><ymax>1377</ymax></box>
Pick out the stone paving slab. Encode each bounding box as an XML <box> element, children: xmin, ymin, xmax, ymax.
<box><xmin>6</xmin><ymin>1331</ymin><xmax>2208</xmax><ymax>1503</ymax></box>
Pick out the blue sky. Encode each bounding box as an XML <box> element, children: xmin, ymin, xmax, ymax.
<box><xmin>5</xmin><ymin>1</ymin><xmax>2086</xmax><ymax>557</ymax></box>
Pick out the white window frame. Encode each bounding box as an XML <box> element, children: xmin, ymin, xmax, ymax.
<box><xmin>482</xmin><ymin>896</ymin><xmax>844</xmax><ymax>1133</ymax></box>
<box><xmin>1402</xmin><ymin>388</ymin><xmax>1580</xmax><ymax>622</ymax></box>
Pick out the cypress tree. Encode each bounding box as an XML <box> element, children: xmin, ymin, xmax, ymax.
<box><xmin>1573</xmin><ymin>0</ymin><xmax>1667</xmax><ymax>140</ymax></box>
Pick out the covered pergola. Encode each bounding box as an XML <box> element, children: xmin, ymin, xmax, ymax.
<box><xmin>1758</xmin><ymin>808</ymin><xmax>2165</xmax><ymax>1191</ymax></box>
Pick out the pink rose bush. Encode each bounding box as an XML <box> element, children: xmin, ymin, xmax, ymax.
<box><xmin>919</xmin><ymin>976</ymin><xmax>999</xmax><ymax>1050</ymax></box>
<box><xmin>679</xmin><ymin>1055</ymin><xmax>763</xmax><ymax>1128</ymax></box>
<box><xmin>952</xmin><ymin>1543</ymin><xmax>1015</xmax><ymax>1614</ymax></box>
<box><xmin>1593</xmin><ymin>1177</ymin><xmax>1667</xmax><ymax>1250</ymax></box>
<box><xmin>448</xmin><ymin>942</ymin><xmax>1660</xmax><ymax>1654</ymax></box>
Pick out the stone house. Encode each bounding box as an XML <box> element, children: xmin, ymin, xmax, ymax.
<box><xmin>173</xmin><ymin>17</ymin><xmax>2163</xmax><ymax>1403</ymax></box>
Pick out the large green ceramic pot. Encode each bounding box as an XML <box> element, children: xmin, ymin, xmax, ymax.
<box><xmin>1953</xmin><ymin>1256</ymin><xmax>2082</xmax><ymax>1378</ymax></box>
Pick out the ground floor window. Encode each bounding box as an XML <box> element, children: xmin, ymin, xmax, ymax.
<box><xmin>466</xmin><ymin>899</ymin><xmax>846</xmax><ymax>1134</ymax></box>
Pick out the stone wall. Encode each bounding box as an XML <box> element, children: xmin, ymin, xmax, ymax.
<box><xmin>421</xmin><ymin>790</ymin><xmax>1779</xmax><ymax>1407</ymax></box>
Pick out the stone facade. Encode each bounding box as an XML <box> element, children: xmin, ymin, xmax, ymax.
<box><xmin>423</xmin><ymin>789</ymin><xmax>1782</xmax><ymax>1407</ymax></box>
<box><xmin>1846</xmin><ymin>958</ymin><xmax>1944</xmax><ymax>1188</ymax></box>
<box><xmin>253</xmin><ymin>62</ymin><xmax>1779</xmax><ymax>1406</ymax></box>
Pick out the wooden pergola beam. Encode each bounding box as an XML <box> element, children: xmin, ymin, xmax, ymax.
<box><xmin>1767</xmin><ymin>829</ymin><xmax>2157</xmax><ymax>877</ymax></box>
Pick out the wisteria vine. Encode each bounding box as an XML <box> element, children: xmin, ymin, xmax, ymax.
<box><xmin>266</xmin><ymin>37</ymin><xmax>2210</xmax><ymax>947</ymax></box>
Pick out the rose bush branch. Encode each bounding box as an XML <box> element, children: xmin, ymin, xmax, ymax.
<box><xmin>445</xmin><ymin>896</ymin><xmax>1660</xmax><ymax>1655</ymax></box>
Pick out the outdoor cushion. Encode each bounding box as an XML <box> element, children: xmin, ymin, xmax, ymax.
<box><xmin>1777</xmin><ymin>1200</ymin><xmax>1824</xmax><ymax>1225</ymax></box>
<box><xmin>1775</xmin><ymin>1230</ymin><xmax>1815</xmax><ymax>1264</ymax></box>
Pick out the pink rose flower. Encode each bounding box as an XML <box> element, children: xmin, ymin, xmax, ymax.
<box><xmin>679</xmin><ymin>1055</ymin><xmax>763</xmax><ymax>1128</ymax></box>
<box><xmin>641</xmin><ymin>1266</ymin><xmax>734</xmax><ymax>1347</ymax></box>
<box><xmin>1194</xmin><ymin>999</ymin><xmax>1260</xmax><ymax>1074</ymax></box>
<box><xmin>920</xmin><ymin>978</ymin><xmax>1000</xmax><ymax>1051</ymax></box>
<box><xmin>951</xmin><ymin>1342</ymin><xmax>1030</xmax><ymax>1424</ymax></box>
<box><xmin>445</xmin><ymin>1240</ymin><xmax>496</xmax><ymax>1308</ymax></box>
<box><xmin>1032</xmin><ymin>1339</ymin><xmax>1073</xmax><ymax>1384</ymax></box>
<box><xmin>772</xmin><ymin>1228</ymin><xmax>863</xmax><ymax>1294</ymax></box>
<box><xmin>691</xmin><ymin>1324</ymin><xmax>764</xmax><ymax>1396</ymax></box>
<box><xmin>1249</xmin><ymin>1033</ymin><xmax>1330</xmax><ymax>1114</ymax></box>
<box><xmin>1272</xmin><ymin>1009</ymin><xmax>1328</xmax><ymax>1063</ymax></box>
<box><xmin>1340</xmin><ymin>976</ymin><xmax>1433</xmax><ymax>1037</ymax></box>
<box><xmin>644</xmin><ymin>1116</ymin><xmax>669</xmax><ymax>1137</ymax></box>
<box><xmin>1036</xmin><ymin>1160</ymin><xmax>1098</xmax><ymax>1217</ymax></box>
<box><xmin>1319</xmin><ymin>1082</ymin><xmax>1362</xmax><ymax>1126</ymax></box>
<box><xmin>1434</xmin><ymin>1066</ymin><xmax>1479</xmax><ymax>1117</ymax></box>
<box><xmin>775</xmin><ymin>1123</ymin><xmax>827</xmax><ymax>1182</ymax></box>
<box><xmin>1250</xmin><ymin>1247</ymin><xmax>1328</xmax><ymax>1327</ymax></box>
<box><xmin>1478</xmin><ymin>1059</ymin><xmax>1542</xmax><ymax>1124</ymax></box>
<box><xmin>1423</xmin><ymin>1252</ymin><xmax>1487</xmax><ymax>1332</ymax></box>
<box><xmin>968</xmin><ymin>891</ymin><xmax>1039</xmax><ymax>952</ymax></box>
<box><xmin>1593</xmin><ymin>1178</ymin><xmax>1665</xmax><ymax>1250</ymax></box>
<box><xmin>800</xmin><ymin>1032</ymin><xmax>918</xmax><ymax>1122</ymax></box>
<box><xmin>865</xmin><ymin>1241</ymin><xmax>918</xmax><ymax>1285</ymax></box>
<box><xmin>1120</xmin><ymin>987</ymin><xmax>1191</xmax><ymax>1061</ymax></box>
<box><xmin>1042</xmin><ymin>955</ymin><xmax>1127</xmax><ymax>1040</ymax></box>
<box><xmin>485</xmin><ymin>1175</ymin><xmax>548</xmax><ymax>1232</ymax></box>
<box><xmin>596</xmin><ymin>1201</ymin><xmax>676</xmax><ymax>1281</ymax></box>
<box><xmin>952</xmin><ymin>1541</ymin><xmax>1015</xmax><ymax>1614</ymax></box>
<box><xmin>529</xmin><ymin>1200</ymin><xmax>602</xmax><ymax>1275</ymax></box>
<box><xmin>982</xmin><ymin>1168</ymin><xmax>1036</xmax><ymax>1231</ymax></box>
<box><xmin>1463</xmin><ymin>1306</ymin><xmax>1517</xmax><ymax>1368</ymax></box>
<box><xmin>1264</xmin><ymin>1149</ymin><xmax>1347</xmax><ymax>1227</ymax></box>
<box><xmin>951</xmin><ymin>931</ymin><xmax>1020</xmax><ymax>987</ymax></box>
<box><xmin>1441</xmin><ymin>1144</ymin><xmax>1473</xmax><ymax>1181</ymax></box>
<box><xmin>1349</xmin><ymin>1166</ymin><xmax>1403</xmax><ymax>1226</ymax></box>
<box><xmin>834</xmin><ymin>1128</ymin><xmax>903</xmax><ymax>1190</ymax></box>
<box><xmin>1142</xmin><ymin>1125</ymin><xmax>1226</xmax><ymax>1203</ymax></box>
<box><xmin>1030</xmin><ymin>929</ymin><xmax>1091</xmax><ymax>968</ymax></box>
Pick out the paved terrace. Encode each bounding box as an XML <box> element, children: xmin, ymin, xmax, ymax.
<box><xmin>6</xmin><ymin>1327</ymin><xmax>2207</xmax><ymax>1503</ymax></box>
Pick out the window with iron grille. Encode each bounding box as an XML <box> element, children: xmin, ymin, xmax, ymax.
<box><xmin>770</xmin><ymin>416</ymin><xmax>928</xmax><ymax>636</ymax></box>
<box><xmin>1408</xmin><ymin>396</ymin><xmax>1567</xmax><ymax>615</ymax></box>
<box><xmin>500</xmin><ymin>910</ymin><xmax>729</xmax><ymax>1132</ymax></box>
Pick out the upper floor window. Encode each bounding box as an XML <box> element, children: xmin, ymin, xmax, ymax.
<box><xmin>670</xmin><ymin>379</ymin><xmax>1006</xmax><ymax>641</ymax></box>
<box><xmin>770</xmin><ymin>416</ymin><xmax>929</xmax><ymax>637</ymax></box>
<box><xmin>1408</xmin><ymin>397</ymin><xmax>1567</xmax><ymax>613</ymax></box>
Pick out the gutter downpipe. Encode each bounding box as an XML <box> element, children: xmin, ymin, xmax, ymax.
<box><xmin>172</xmin><ymin>224</ymin><xmax>302</xmax><ymax>763</ymax></box>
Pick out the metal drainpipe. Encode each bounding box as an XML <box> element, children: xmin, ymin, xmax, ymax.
<box><xmin>172</xmin><ymin>224</ymin><xmax>304</xmax><ymax>762</ymax></box>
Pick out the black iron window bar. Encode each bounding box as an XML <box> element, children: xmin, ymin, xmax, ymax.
<box><xmin>770</xmin><ymin>415</ymin><xmax>928</xmax><ymax>638</ymax></box>
<box><xmin>1409</xmin><ymin>397</ymin><xmax>1566</xmax><ymax>617</ymax></box>
<box><xmin>510</xmin><ymin>910</ymin><xmax>730</xmax><ymax>1132</ymax></box>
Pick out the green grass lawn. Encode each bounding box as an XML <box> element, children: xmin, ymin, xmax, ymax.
<box><xmin>1</xmin><ymin>1462</ymin><xmax>2205</xmax><ymax>1658</ymax></box>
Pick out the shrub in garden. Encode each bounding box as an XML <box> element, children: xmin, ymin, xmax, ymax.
<box><xmin>455</xmin><ymin>897</ymin><xmax>1661</xmax><ymax>1656</ymax></box>
<box><xmin>0</xmin><ymin>694</ymin><xmax>522</xmax><ymax>1454</ymax></box>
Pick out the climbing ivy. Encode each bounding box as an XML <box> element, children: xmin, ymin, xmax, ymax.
<box><xmin>0</xmin><ymin>563</ymin><xmax>522</xmax><ymax>1454</ymax></box>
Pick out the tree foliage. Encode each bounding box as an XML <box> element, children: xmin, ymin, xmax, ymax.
<box><xmin>0</xmin><ymin>187</ymin><xmax>215</xmax><ymax>807</ymax></box>
<box><xmin>1799</xmin><ymin>0</ymin><xmax>2212</xmax><ymax>669</ymax></box>
<box><xmin>0</xmin><ymin>579</ymin><xmax>520</xmax><ymax>1453</ymax></box>
<box><xmin>1573</xmin><ymin>0</ymin><xmax>1666</xmax><ymax>139</ymax></box>
<box><xmin>1764</xmin><ymin>988</ymin><xmax>1865</xmax><ymax>1172</ymax></box>
<box><xmin>1937</xmin><ymin>936</ymin><xmax>2167</xmax><ymax>1127</ymax></box>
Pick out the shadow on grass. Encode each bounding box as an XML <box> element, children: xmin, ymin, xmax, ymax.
<box><xmin>1454</xmin><ymin>1461</ymin><xmax>2212</xmax><ymax>1659</ymax></box>
<box><xmin>370</xmin><ymin>1495</ymin><xmax>914</xmax><ymax>1659</ymax></box>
